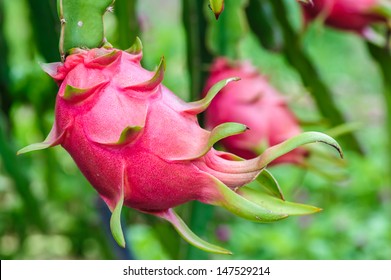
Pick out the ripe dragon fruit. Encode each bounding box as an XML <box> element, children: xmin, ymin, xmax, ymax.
<box><xmin>301</xmin><ymin>0</ymin><xmax>387</xmax><ymax>33</ymax></box>
<box><xmin>204</xmin><ymin>57</ymin><xmax>307</xmax><ymax>165</ymax></box>
<box><xmin>18</xmin><ymin>39</ymin><xmax>342</xmax><ymax>254</ymax></box>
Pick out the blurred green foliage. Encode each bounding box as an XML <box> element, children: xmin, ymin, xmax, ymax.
<box><xmin>0</xmin><ymin>0</ymin><xmax>390</xmax><ymax>260</ymax></box>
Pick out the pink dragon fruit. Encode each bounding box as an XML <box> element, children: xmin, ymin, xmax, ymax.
<box><xmin>18</xmin><ymin>39</ymin><xmax>342</xmax><ymax>254</ymax></box>
<box><xmin>301</xmin><ymin>0</ymin><xmax>387</xmax><ymax>33</ymax></box>
<box><xmin>204</xmin><ymin>57</ymin><xmax>307</xmax><ymax>165</ymax></box>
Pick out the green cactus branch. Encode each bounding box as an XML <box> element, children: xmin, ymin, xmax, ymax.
<box><xmin>245</xmin><ymin>0</ymin><xmax>283</xmax><ymax>51</ymax></box>
<box><xmin>182</xmin><ymin>0</ymin><xmax>213</xmax><ymax>102</ymax></box>
<box><xmin>367</xmin><ymin>42</ymin><xmax>391</xmax><ymax>179</ymax></box>
<box><xmin>207</xmin><ymin>0</ymin><xmax>246</xmax><ymax>59</ymax></box>
<box><xmin>267</xmin><ymin>0</ymin><xmax>363</xmax><ymax>154</ymax></box>
<box><xmin>114</xmin><ymin>0</ymin><xmax>139</xmax><ymax>50</ymax></box>
<box><xmin>58</xmin><ymin>0</ymin><xmax>115</xmax><ymax>60</ymax></box>
<box><xmin>0</xmin><ymin>0</ymin><xmax>12</xmax><ymax>117</ymax></box>
<box><xmin>182</xmin><ymin>0</ymin><xmax>214</xmax><ymax>260</ymax></box>
<box><xmin>27</xmin><ymin>0</ymin><xmax>59</xmax><ymax>62</ymax></box>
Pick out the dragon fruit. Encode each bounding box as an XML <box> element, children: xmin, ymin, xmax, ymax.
<box><xmin>18</xmin><ymin>39</ymin><xmax>342</xmax><ymax>254</ymax></box>
<box><xmin>204</xmin><ymin>57</ymin><xmax>307</xmax><ymax>165</ymax></box>
<box><xmin>301</xmin><ymin>0</ymin><xmax>387</xmax><ymax>33</ymax></box>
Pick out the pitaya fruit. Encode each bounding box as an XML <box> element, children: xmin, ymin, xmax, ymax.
<box><xmin>18</xmin><ymin>39</ymin><xmax>342</xmax><ymax>254</ymax></box>
<box><xmin>204</xmin><ymin>57</ymin><xmax>307</xmax><ymax>165</ymax></box>
<box><xmin>301</xmin><ymin>0</ymin><xmax>387</xmax><ymax>33</ymax></box>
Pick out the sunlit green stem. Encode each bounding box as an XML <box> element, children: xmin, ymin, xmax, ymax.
<box><xmin>58</xmin><ymin>0</ymin><xmax>115</xmax><ymax>60</ymax></box>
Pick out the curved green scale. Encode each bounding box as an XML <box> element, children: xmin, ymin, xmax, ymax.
<box><xmin>209</xmin><ymin>0</ymin><xmax>225</xmax><ymax>19</ymax></box>
<box><xmin>154</xmin><ymin>209</ymin><xmax>232</xmax><ymax>255</ymax></box>
<box><xmin>169</xmin><ymin>122</ymin><xmax>247</xmax><ymax>161</ymax></box>
<box><xmin>110</xmin><ymin>193</ymin><xmax>125</xmax><ymax>248</ymax></box>
<box><xmin>209</xmin><ymin>176</ymin><xmax>288</xmax><ymax>222</ymax></box>
<box><xmin>255</xmin><ymin>131</ymin><xmax>343</xmax><ymax>168</ymax></box>
<box><xmin>126</xmin><ymin>37</ymin><xmax>143</xmax><ymax>54</ymax></box>
<box><xmin>370</xmin><ymin>0</ymin><xmax>391</xmax><ymax>18</ymax></box>
<box><xmin>63</xmin><ymin>81</ymin><xmax>109</xmax><ymax>103</ymax></box>
<box><xmin>238</xmin><ymin>187</ymin><xmax>322</xmax><ymax>216</ymax></box>
<box><xmin>184</xmin><ymin>77</ymin><xmax>240</xmax><ymax>115</ymax></box>
<box><xmin>125</xmin><ymin>57</ymin><xmax>165</xmax><ymax>91</ymax></box>
<box><xmin>109</xmin><ymin>167</ymin><xmax>126</xmax><ymax>248</ymax></box>
<box><xmin>256</xmin><ymin>169</ymin><xmax>285</xmax><ymax>200</ymax></box>
<box><xmin>17</xmin><ymin>124</ymin><xmax>66</xmax><ymax>155</ymax></box>
<box><xmin>93</xmin><ymin>126</ymin><xmax>144</xmax><ymax>146</ymax></box>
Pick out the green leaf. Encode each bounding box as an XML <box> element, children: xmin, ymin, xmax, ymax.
<box><xmin>155</xmin><ymin>209</ymin><xmax>232</xmax><ymax>255</ymax></box>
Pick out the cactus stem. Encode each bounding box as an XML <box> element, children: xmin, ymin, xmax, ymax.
<box><xmin>59</xmin><ymin>0</ymin><xmax>65</xmax><ymax>61</ymax></box>
<box><xmin>57</xmin><ymin>0</ymin><xmax>115</xmax><ymax>61</ymax></box>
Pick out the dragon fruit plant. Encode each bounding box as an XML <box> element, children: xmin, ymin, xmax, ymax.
<box><xmin>18</xmin><ymin>0</ymin><xmax>343</xmax><ymax>254</ymax></box>
<box><xmin>301</xmin><ymin>0</ymin><xmax>390</xmax><ymax>34</ymax></box>
<box><xmin>204</xmin><ymin>57</ymin><xmax>307</xmax><ymax>165</ymax></box>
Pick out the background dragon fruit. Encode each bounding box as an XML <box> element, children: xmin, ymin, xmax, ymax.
<box><xmin>204</xmin><ymin>57</ymin><xmax>308</xmax><ymax>165</ymax></box>
<box><xmin>18</xmin><ymin>38</ymin><xmax>342</xmax><ymax>254</ymax></box>
<box><xmin>301</xmin><ymin>0</ymin><xmax>387</xmax><ymax>33</ymax></box>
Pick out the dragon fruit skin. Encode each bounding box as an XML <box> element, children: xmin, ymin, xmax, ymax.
<box><xmin>18</xmin><ymin>40</ymin><xmax>342</xmax><ymax>254</ymax></box>
<box><xmin>31</xmin><ymin>47</ymin><xmax>257</xmax><ymax>212</ymax></box>
<box><xmin>204</xmin><ymin>58</ymin><xmax>307</xmax><ymax>165</ymax></box>
<box><xmin>301</xmin><ymin>0</ymin><xmax>386</xmax><ymax>33</ymax></box>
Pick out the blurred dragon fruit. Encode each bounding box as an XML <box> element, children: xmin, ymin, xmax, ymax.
<box><xmin>204</xmin><ymin>57</ymin><xmax>307</xmax><ymax>165</ymax></box>
<box><xmin>18</xmin><ymin>39</ymin><xmax>342</xmax><ymax>254</ymax></box>
<box><xmin>301</xmin><ymin>0</ymin><xmax>388</xmax><ymax>33</ymax></box>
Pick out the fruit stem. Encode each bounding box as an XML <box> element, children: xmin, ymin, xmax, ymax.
<box><xmin>57</xmin><ymin>0</ymin><xmax>115</xmax><ymax>61</ymax></box>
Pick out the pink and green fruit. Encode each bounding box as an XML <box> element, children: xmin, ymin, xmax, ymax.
<box><xmin>19</xmin><ymin>39</ymin><xmax>342</xmax><ymax>254</ymax></box>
